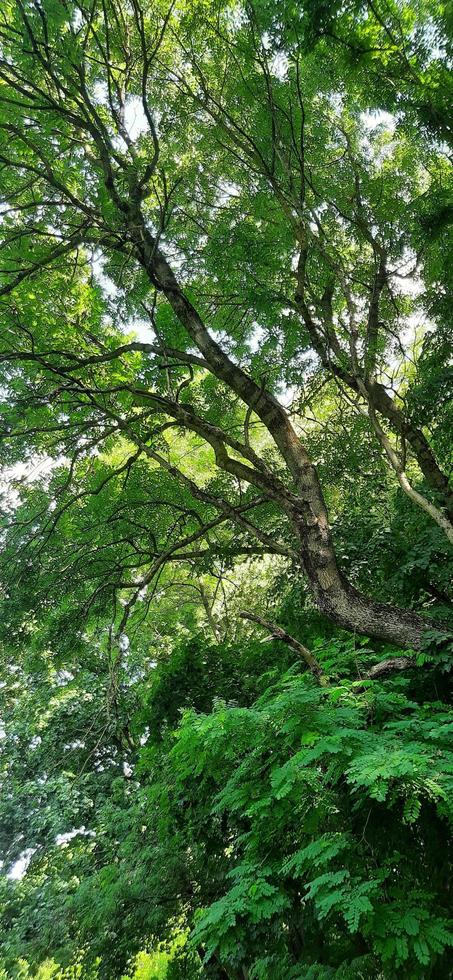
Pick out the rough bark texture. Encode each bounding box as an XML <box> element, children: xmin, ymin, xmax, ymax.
<box><xmin>290</xmin><ymin>509</ymin><xmax>429</xmax><ymax>650</ymax></box>
<box><xmin>366</xmin><ymin>656</ymin><xmax>415</xmax><ymax>678</ymax></box>
<box><xmin>308</xmin><ymin>575</ymin><xmax>428</xmax><ymax>650</ymax></box>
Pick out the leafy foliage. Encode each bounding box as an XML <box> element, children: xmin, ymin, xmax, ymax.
<box><xmin>0</xmin><ymin>0</ymin><xmax>452</xmax><ymax>978</ymax></box>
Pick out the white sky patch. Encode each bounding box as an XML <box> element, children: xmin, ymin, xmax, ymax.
<box><xmin>123</xmin><ymin>97</ymin><xmax>149</xmax><ymax>140</ymax></box>
<box><xmin>327</xmin><ymin>92</ymin><xmax>344</xmax><ymax>114</ymax></box>
<box><xmin>91</xmin><ymin>83</ymin><xmax>150</xmax><ymax>146</ymax></box>
<box><xmin>72</xmin><ymin>8</ymin><xmax>83</xmax><ymax>30</ymax></box>
<box><xmin>8</xmin><ymin>848</ymin><xmax>36</xmax><ymax>880</ymax></box>
<box><xmin>269</xmin><ymin>51</ymin><xmax>288</xmax><ymax>79</ymax></box>
<box><xmin>1</xmin><ymin>458</ymin><xmax>56</xmax><ymax>483</ymax></box>
<box><xmin>55</xmin><ymin>827</ymin><xmax>95</xmax><ymax>847</ymax></box>
<box><xmin>277</xmin><ymin>383</ymin><xmax>297</xmax><ymax>408</ymax></box>
<box><xmin>215</xmin><ymin>180</ymin><xmax>241</xmax><ymax>207</ymax></box>
<box><xmin>89</xmin><ymin>260</ymin><xmax>153</xmax><ymax>343</ymax></box>
<box><xmin>258</xmin><ymin>34</ymin><xmax>289</xmax><ymax>78</ymax></box>
<box><xmin>0</xmin><ymin>470</ymin><xmax>22</xmax><ymax>511</ymax></box>
<box><xmin>0</xmin><ymin>457</ymin><xmax>64</xmax><ymax>512</ymax></box>
<box><xmin>91</xmin><ymin>251</ymin><xmax>119</xmax><ymax>299</ymax></box>
<box><xmin>249</xmin><ymin>322</ymin><xmax>266</xmax><ymax>353</ymax></box>
<box><xmin>92</xmin><ymin>80</ymin><xmax>109</xmax><ymax>106</ymax></box>
<box><xmin>361</xmin><ymin>109</ymin><xmax>396</xmax><ymax>132</ymax></box>
<box><xmin>129</xmin><ymin>316</ymin><xmax>155</xmax><ymax>343</ymax></box>
<box><xmin>398</xmin><ymin>277</ymin><xmax>424</xmax><ymax>299</ymax></box>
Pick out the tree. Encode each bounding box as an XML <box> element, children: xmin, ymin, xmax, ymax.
<box><xmin>0</xmin><ymin>0</ymin><xmax>451</xmax><ymax>655</ymax></box>
<box><xmin>0</xmin><ymin>6</ymin><xmax>452</xmax><ymax>974</ymax></box>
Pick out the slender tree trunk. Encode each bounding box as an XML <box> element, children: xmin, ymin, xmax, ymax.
<box><xmin>297</xmin><ymin>275</ymin><xmax>453</xmax><ymax>524</ymax></box>
<box><xmin>367</xmin><ymin>379</ymin><xmax>453</xmax><ymax>522</ymax></box>
<box><xmin>365</xmin><ymin>399</ymin><xmax>453</xmax><ymax>543</ymax></box>
<box><xmin>198</xmin><ymin>578</ymin><xmax>220</xmax><ymax>640</ymax></box>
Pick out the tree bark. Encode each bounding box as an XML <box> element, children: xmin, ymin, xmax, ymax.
<box><xmin>241</xmin><ymin>613</ymin><xmax>423</xmax><ymax>684</ymax></box>
<box><xmin>305</xmin><ymin>571</ymin><xmax>428</xmax><ymax>650</ymax></box>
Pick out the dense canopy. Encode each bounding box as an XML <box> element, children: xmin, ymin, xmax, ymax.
<box><xmin>0</xmin><ymin>0</ymin><xmax>451</xmax><ymax>978</ymax></box>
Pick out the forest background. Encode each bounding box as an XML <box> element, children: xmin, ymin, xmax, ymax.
<box><xmin>0</xmin><ymin>0</ymin><xmax>452</xmax><ymax>977</ymax></box>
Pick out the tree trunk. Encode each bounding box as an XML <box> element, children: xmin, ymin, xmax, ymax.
<box><xmin>310</xmin><ymin>573</ymin><xmax>428</xmax><ymax>649</ymax></box>
<box><xmin>290</xmin><ymin>502</ymin><xmax>428</xmax><ymax>650</ymax></box>
<box><xmin>128</xmin><ymin>211</ymin><xmax>439</xmax><ymax>652</ymax></box>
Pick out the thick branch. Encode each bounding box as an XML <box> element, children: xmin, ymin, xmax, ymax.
<box><xmin>366</xmin><ymin>656</ymin><xmax>415</xmax><ymax>679</ymax></box>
